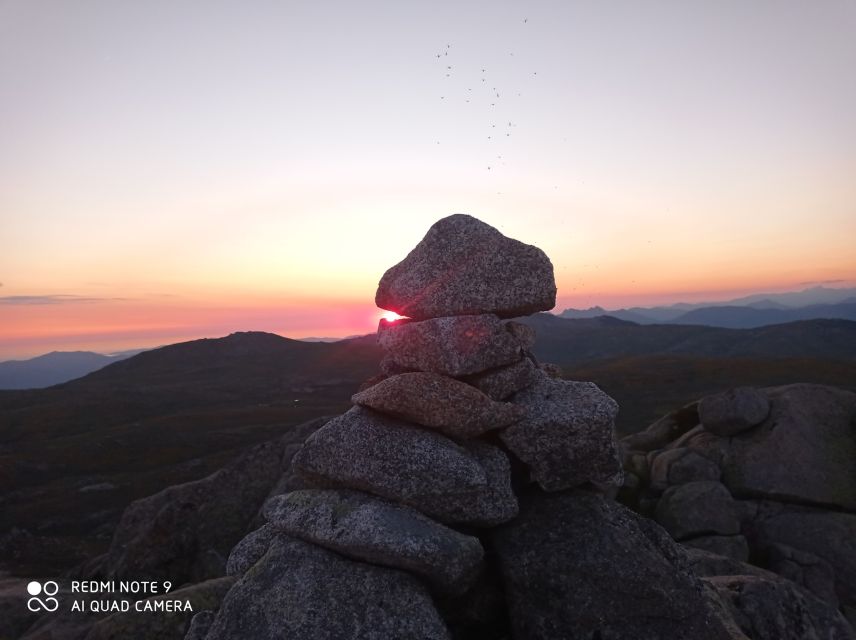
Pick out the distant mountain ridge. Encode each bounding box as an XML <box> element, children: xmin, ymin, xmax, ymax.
<box><xmin>668</xmin><ymin>301</ymin><xmax>856</xmax><ymax>328</ymax></box>
<box><xmin>524</xmin><ymin>315</ymin><xmax>856</xmax><ymax>364</ymax></box>
<box><xmin>560</xmin><ymin>286</ymin><xmax>856</xmax><ymax>327</ymax></box>
<box><xmin>0</xmin><ymin>350</ymin><xmax>134</xmax><ymax>390</ymax></box>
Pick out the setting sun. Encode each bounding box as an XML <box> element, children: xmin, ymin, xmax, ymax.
<box><xmin>380</xmin><ymin>311</ymin><xmax>407</xmax><ymax>323</ymax></box>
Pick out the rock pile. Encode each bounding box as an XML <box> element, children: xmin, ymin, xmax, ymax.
<box><xmin>190</xmin><ymin>214</ymin><xmax>634</xmax><ymax>639</ymax></box>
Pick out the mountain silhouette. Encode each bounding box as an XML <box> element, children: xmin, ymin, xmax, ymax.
<box><xmin>0</xmin><ymin>351</ymin><xmax>126</xmax><ymax>390</ymax></box>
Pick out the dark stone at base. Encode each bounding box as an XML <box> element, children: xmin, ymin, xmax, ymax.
<box><xmin>492</xmin><ymin>490</ymin><xmax>733</xmax><ymax>640</ymax></box>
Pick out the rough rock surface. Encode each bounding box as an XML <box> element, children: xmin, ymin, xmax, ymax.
<box><xmin>378</xmin><ymin>314</ymin><xmax>525</xmax><ymax>377</ymax></box>
<box><xmin>375</xmin><ymin>214</ymin><xmax>556</xmax><ymax>320</ymax></box>
<box><xmin>492</xmin><ymin>490</ymin><xmax>733</xmax><ymax>640</ymax></box>
<box><xmin>204</xmin><ymin>535</ymin><xmax>451</xmax><ymax>640</ymax></box>
<box><xmin>292</xmin><ymin>406</ymin><xmax>517</xmax><ymax>526</ymax></box>
<box><xmin>719</xmin><ymin>384</ymin><xmax>856</xmax><ymax>511</ymax></box>
<box><xmin>351</xmin><ymin>372</ymin><xmax>520</xmax><ymax>438</ymax></box>
<box><xmin>655</xmin><ymin>481</ymin><xmax>740</xmax><ymax>540</ymax></box>
<box><xmin>706</xmin><ymin>574</ymin><xmax>855</xmax><ymax>640</ymax></box>
<box><xmin>699</xmin><ymin>386</ymin><xmax>770</xmax><ymax>436</ymax></box>
<box><xmin>225</xmin><ymin>523</ymin><xmax>276</xmax><ymax>576</ymax></box>
<box><xmin>462</xmin><ymin>357</ymin><xmax>538</xmax><ymax>401</ymax></box>
<box><xmin>184</xmin><ymin>611</ymin><xmax>216</xmax><ymax>640</ymax></box>
<box><xmin>416</xmin><ymin>441</ymin><xmax>518</xmax><ymax>527</ymax></box>
<box><xmin>264</xmin><ymin>489</ymin><xmax>484</xmax><ymax>594</ymax></box>
<box><xmin>501</xmin><ymin>371</ymin><xmax>622</xmax><ymax>491</ymax></box>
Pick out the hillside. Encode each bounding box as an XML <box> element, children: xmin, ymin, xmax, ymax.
<box><xmin>2</xmin><ymin>320</ymin><xmax>855</xmax><ymax>577</ymax></box>
<box><xmin>524</xmin><ymin>315</ymin><xmax>856</xmax><ymax>363</ymax></box>
<box><xmin>0</xmin><ymin>332</ymin><xmax>383</xmax><ymax>575</ymax></box>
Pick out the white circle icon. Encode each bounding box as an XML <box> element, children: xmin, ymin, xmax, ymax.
<box><xmin>27</xmin><ymin>581</ymin><xmax>42</xmax><ymax>596</ymax></box>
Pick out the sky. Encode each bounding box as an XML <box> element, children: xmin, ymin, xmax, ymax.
<box><xmin>1</xmin><ymin>0</ymin><xmax>855</xmax><ymax>359</ymax></box>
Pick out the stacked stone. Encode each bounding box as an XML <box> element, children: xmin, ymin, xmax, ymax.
<box><xmin>195</xmin><ymin>214</ymin><xmax>625</xmax><ymax>640</ymax></box>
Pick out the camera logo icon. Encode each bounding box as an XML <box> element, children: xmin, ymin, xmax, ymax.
<box><xmin>27</xmin><ymin>581</ymin><xmax>60</xmax><ymax>612</ymax></box>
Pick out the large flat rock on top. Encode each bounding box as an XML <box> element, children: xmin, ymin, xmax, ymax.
<box><xmin>292</xmin><ymin>406</ymin><xmax>517</xmax><ymax>526</ymax></box>
<box><xmin>264</xmin><ymin>489</ymin><xmax>484</xmax><ymax>595</ymax></box>
<box><xmin>351</xmin><ymin>372</ymin><xmax>520</xmax><ymax>438</ymax></box>
<box><xmin>204</xmin><ymin>534</ymin><xmax>451</xmax><ymax>640</ymax></box>
<box><xmin>501</xmin><ymin>371</ymin><xmax>623</xmax><ymax>491</ymax></box>
<box><xmin>375</xmin><ymin>214</ymin><xmax>556</xmax><ymax>320</ymax></box>
<box><xmin>378</xmin><ymin>314</ymin><xmax>525</xmax><ymax>377</ymax></box>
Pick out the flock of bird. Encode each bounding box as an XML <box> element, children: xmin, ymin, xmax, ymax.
<box><xmin>432</xmin><ymin>18</ymin><xmax>537</xmax><ymax>176</ymax></box>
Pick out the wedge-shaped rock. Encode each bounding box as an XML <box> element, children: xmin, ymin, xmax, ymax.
<box><xmin>204</xmin><ymin>535</ymin><xmax>451</xmax><ymax>640</ymax></box>
<box><xmin>378</xmin><ymin>314</ymin><xmax>523</xmax><ymax>377</ymax></box>
<box><xmin>463</xmin><ymin>357</ymin><xmax>539</xmax><ymax>401</ymax></box>
<box><xmin>501</xmin><ymin>372</ymin><xmax>622</xmax><ymax>491</ymax></box>
<box><xmin>351</xmin><ymin>372</ymin><xmax>520</xmax><ymax>438</ymax></box>
<box><xmin>264</xmin><ymin>489</ymin><xmax>484</xmax><ymax>594</ymax></box>
<box><xmin>293</xmin><ymin>406</ymin><xmax>517</xmax><ymax>526</ymax></box>
<box><xmin>376</xmin><ymin>214</ymin><xmax>556</xmax><ymax>320</ymax></box>
<box><xmin>226</xmin><ymin>524</ymin><xmax>276</xmax><ymax>576</ymax></box>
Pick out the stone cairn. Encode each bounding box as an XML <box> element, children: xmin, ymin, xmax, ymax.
<box><xmin>189</xmin><ymin>215</ymin><xmax>626</xmax><ymax>639</ymax></box>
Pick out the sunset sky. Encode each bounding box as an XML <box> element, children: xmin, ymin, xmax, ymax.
<box><xmin>2</xmin><ymin>1</ymin><xmax>855</xmax><ymax>359</ymax></box>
